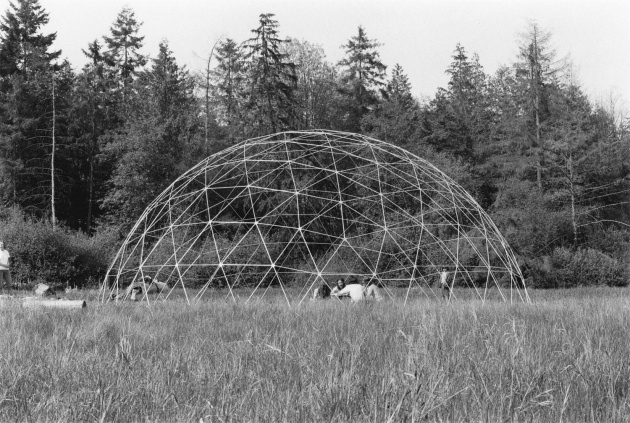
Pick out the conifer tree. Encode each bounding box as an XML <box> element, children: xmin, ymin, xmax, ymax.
<box><xmin>446</xmin><ymin>45</ymin><xmax>489</xmax><ymax>161</ymax></box>
<box><xmin>338</xmin><ymin>26</ymin><xmax>387</xmax><ymax>132</ymax></box>
<box><xmin>70</xmin><ymin>39</ymin><xmax>120</xmax><ymax>231</ymax></box>
<box><xmin>362</xmin><ymin>64</ymin><xmax>420</xmax><ymax>145</ymax></box>
<box><xmin>245</xmin><ymin>13</ymin><xmax>297</xmax><ymax>136</ymax></box>
<box><xmin>103</xmin><ymin>7</ymin><xmax>146</xmax><ymax>93</ymax></box>
<box><xmin>212</xmin><ymin>38</ymin><xmax>247</xmax><ymax>136</ymax></box>
<box><xmin>423</xmin><ymin>44</ymin><xmax>490</xmax><ymax>163</ymax></box>
<box><xmin>515</xmin><ymin>21</ymin><xmax>565</xmax><ymax>191</ymax></box>
<box><xmin>0</xmin><ymin>0</ymin><xmax>66</xmax><ymax>219</ymax></box>
<box><xmin>0</xmin><ymin>0</ymin><xmax>60</xmax><ymax>77</ymax></box>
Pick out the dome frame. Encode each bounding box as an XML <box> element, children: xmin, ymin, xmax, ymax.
<box><xmin>100</xmin><ymin>130</ymin><xmax>529</xmax><ymax>305</ymax></box>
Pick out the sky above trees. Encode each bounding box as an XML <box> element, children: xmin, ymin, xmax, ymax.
<box><xmin>39</xmin><ymin>0</ymin><xmax>629</xmax><ymax>107</ymax></box>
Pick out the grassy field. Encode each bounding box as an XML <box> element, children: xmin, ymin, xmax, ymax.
<box><xmin>1</xmin><ymin>287</ymin><xmax>630</xmax><ymax>422</ymax></box>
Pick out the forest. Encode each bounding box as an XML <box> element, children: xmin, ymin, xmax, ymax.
<box><xmin>0</xmin><ymin>0</ymin><xmax>628</xmax><ymax>288</ymax></box>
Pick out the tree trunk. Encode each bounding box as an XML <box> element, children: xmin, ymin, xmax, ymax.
<box><xmin>568</xmin><ymin>153</ymin><xmax>578</xmax><ymax>248</ymax></box>
<box><xmin>87</xmin><ymin>112</ymin><xmax>96</xmax><ymax>233</ymax></box>
<box><xmin>205</xmin><ymin>57</ymin><xmax>210</xmax><ymax>156</ymax></box>
<box><xmin>51</xmin><ymin>73</ymin><xmax>57</xmax><ymax>230</ymax></box>
<box><xmin>535</xmin><ymin>90</ymin><xmax>543</xmax><ymax>192</ymax></box>
<box><xmin>87</xmin><ymin>157</ymin><xmax>94</xmax><ymax>233</ymax></box>
<box><xmin>532</xmin><ymin>34</ymin><xmax>544</xmax><ymax>192</ymax></box>
<box><xmin>204</xmin><ymin>38</ymin><xmax>221</xmax><ymax>156</ymax></box>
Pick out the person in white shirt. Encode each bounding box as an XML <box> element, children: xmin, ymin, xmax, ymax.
<box><xmin>0</xmin><ymin>241</ymin><xmax>13</xmax><ymax>288</ymax></box>
<box><xmin>331</xmin><ymin>283</ymin><xmax>365</xmax><ymax>302</ymax></box>
<box><xmin>143</xmin><ymin>275</ymin><xmax>168</xmax><ymax>293</ymax></box>
<box><xmin>440</xmin><ymin>268</ymin><xmax>451</xmax><ymax>300</ymax></box>
<box><xmin>331</xmin><ymin>276</ymin><xmax>386</xmax><ymax>303</ymax></box>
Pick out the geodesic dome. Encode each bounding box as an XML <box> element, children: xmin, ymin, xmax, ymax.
<box><xmin>101</xmin><ymin>130</ymin><xmax>528</xmax><ymax>304</ymax></box>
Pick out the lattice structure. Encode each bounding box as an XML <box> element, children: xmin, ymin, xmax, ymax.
<box><xmin>101</xmin><ymin>130</ymin><xmax>529</xmax><ymax>304</ymax></box>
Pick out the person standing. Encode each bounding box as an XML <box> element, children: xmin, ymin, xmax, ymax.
<box><xmin>0</xmin><ymin>241</ymin><xmax>13</xmax><ymax>288</ymax></box>
<box><xmin>440</xmin><ymin>268</ymin><xmax>451</xmax><ymax>301</ymax></box>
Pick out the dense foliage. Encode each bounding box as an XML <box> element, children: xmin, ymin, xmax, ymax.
<box><xmin>0</xmin><ymin>208</ymin><xmax>116</xmax><ymax>286</ymax></box>
<box><xmin>0</xmin><ymin>1</ymin><xmax>627</xmax><ymax>287</ymax></box>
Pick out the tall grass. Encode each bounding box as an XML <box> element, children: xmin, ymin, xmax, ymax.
<box><xmin>1</xmin><ymin>288</ymin><xmax>630</xmax><ymax>421</ymax></box>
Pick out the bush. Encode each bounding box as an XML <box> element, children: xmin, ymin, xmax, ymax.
<box><xmin>584</xmin><ymin>226</ymin><xmax>630</xmax><ymax>261</ymax></box>
<box><xmin>0</xmin><ymin>208</ymin><xmax>118</xmax><ymax>288</ymax></box>
<box><xmin>547</xmin><ymin>247</ymin><xmax>627</xmax><ymax>288</ymax></box>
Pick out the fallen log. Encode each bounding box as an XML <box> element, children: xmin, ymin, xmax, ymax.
<box><xmin>21</xmin><ymin>297</ymin><xmax>87</xmax><ymax>309</ymax></box>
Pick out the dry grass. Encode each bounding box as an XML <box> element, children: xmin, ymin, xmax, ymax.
<box><xmin>1</xmin><ymin>287</ymin><xmax>630</xmax><ymax>422</ymax></box>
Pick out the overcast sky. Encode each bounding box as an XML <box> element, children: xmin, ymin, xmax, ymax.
<box><xmin>37</xmin><ymin>0</ymin><xmax>630</xmax><ymax>108</ymax></box>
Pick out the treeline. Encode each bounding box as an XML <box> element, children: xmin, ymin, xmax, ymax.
<box><xmin>0</xmin><ymin>1</ymin><xmax>628</xmax><ymax>287</ymax></box>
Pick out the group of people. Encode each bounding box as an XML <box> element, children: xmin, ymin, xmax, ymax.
<box><xmin>312</xmin><ymin>268</ymin><xmax>452</xmax><ymax>303</ymax></box>
<box><xmin>1</xmin><ymin>237</ymin><xmax>455</xmax><ymax>304</ymax></box>
<box><xmin>312</xmin><ymin>275</ymin><xmax>383</xmax><ymax>302</ymax></box>
<box><xmin>111</xmin><ymin>275</ymin><xmax>168</xmax><ymax>301</ymax></box>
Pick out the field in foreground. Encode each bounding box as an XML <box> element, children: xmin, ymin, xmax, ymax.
<box><xmin>1</xmin><ymin>288</ymin><xmax>630</xmax><ymax>422</ymax></box>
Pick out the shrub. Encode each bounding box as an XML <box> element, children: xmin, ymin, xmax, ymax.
<box><xmin>548</xmin><ymin>247</ymin><xmax>627</xmax><ymax>288</ymax></box>
<box><xmin>0</xmin><ymin>208</ymin><xmax>118</xmax><ymax>288</ymax></box>
<box><xmin>584</xmin><ymin>226</ymin><xmax>630</xmax><ymax>261</ymax></box>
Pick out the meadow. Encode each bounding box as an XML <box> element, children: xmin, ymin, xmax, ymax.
<box><xmin>1</xmin><ymin>287</ymin><xmax>630</xmax><ymax>422</ymax></box>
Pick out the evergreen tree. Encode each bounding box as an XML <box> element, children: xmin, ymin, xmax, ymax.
<box><xmin>337</xmin><ymin>26</ymin><xmax>387</xmax><ymax>132</ymax></box>
<box><xmin>103</xmin><ymin>7</ymin><xmax>146</xmax><ymax>93</ymax></box>
<box><xmin>0</xmin><ymin>0</ymin><xmax>60</xmax><ymax>77</ymax></box>
<box><xmin>362</xmin><ymin>64</ymin><xmax>421</xmax><ymax>145</ymax></box>
<box><xmin>244</xmin><ymin>13</ymin><xmax>297</xmax><ymax>136</ymax></box>
<box><xmin>102</xmin><ymin>41</ymin><xmax>199</xmax><ymax>226</ymax></box>
<box><xmin>545</xmin><ymin>84</ymin><xmax>629</xmax><ymax>248</ymax></box>
<box><xmin>447</xmin><ymin>45</ymin><xmax>489</xmax><ymax>160</ymax></box>
<box><xmin>0</xmin><ymin>0</ymin><xmax>67</xmax><ymax>220</ymax></box>
<box><xmin>514</xmin><ymin>21</ymin><xmax>565</xmax><ymax>191</ymax></box>
<box><xmin>69</xmin><ymin>39</ymin><xmax>120</xmax><ymax>231</ymax></box>
<box><xmin>423</xmin><ymin>44</ymin><xmax>490</xmax><ymax>163</ymax></box>
<box><xmin>212</xmin><ymin>38</ymin><xmax>247</xmax><ymax>138</ymax></box>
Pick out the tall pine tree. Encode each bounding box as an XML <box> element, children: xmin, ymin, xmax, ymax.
<box><xmin>0</xmin><ymin>0</ymin><xmax>66</xmax><ymax>221</ymax></box>
<box><xmin>423</xmin><ymin>44</ymin><xmax>489</xmax><ymax>163</ymax></box>
<box><xmin>212</xmin><ymin>38</ymin><xmax>247</xmax><ymax>139</ymax></box>
<box><xmin>515</xmin><ymin>21</ymin><xmax>564</xmax><ymax>191</ymax></box>
<box><xmin>103</xmin><ymin>7</ymin><xmax>146</xmax><ymax>103</ymax></box>
<box><xmin>245</xmin><ymin>13</ymin><xmax>297</xmax><ymax>136</ymax></box>
<box><xmin>337</xmin><ymin>26</ymin><xmax>386</xmax><ymax>132</ymax></box>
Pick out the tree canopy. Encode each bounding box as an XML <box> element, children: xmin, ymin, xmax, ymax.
<box><xmin>0</xmin><ymin>6</ymin><xmax>627</xmax><ymax>288</ymax></box>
